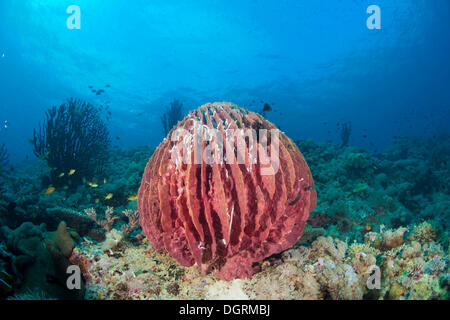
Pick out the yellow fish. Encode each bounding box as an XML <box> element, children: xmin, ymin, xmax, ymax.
<box><xmin>373</xmin><ymin>166</ymin><xmax>378</xmax><ymax>170</ymax></box>
<box><xmin>103</xmin><ymin>178</ymin><xmax>107</xmax><ymax>184</ymax></box>
<box><xmin>39</xmin><ymin>151</ymin><xmax>50</xmax><ymax>160</ymax></box>
<box><xmin>127</xmin><ymin>195</ymin><xmax>138</xmax><ymax>201</ymax></box>
<box><xmin>58</xmin><ymin>173</ymin><xmax>65</xmax><ymax>178</ymax></box>
<box><xmin>105</xmin><ymin>193</ymin><xmax>113</xmax><ymax>200</ymax></box>
<box><xmin>44</xmin><ymin>187</ymin><xmax>55</xmax><ymax>195</ymax></box>
<box><xmin>68</xmin><ymin>169</ymin><xmax>76</xmax><ymax>176</ymax></box>
<box><xmin>88</xmin><ymin>182</ymin><xmax>98</xmax><ymax>188</ymax></box>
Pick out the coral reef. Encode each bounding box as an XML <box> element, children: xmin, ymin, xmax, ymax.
<box><xmin>70</xmin><ymin>224</ymin><xmax>447</xmax><ymax>300</ymax></box>
<box><xmin>296</xmin><ymin>137</ymin><xmax>450</xmax><ymax>246</ymax></box>
<box><xmin>0</xmin><ymin>143</ymin><xmax>8</xmax><ymax>176</ymax></box>
<box><xmin>0</xmin><ymin>221</ymin><xmax>82</xmax><ymax>299</ymax></box>
<box><xmin>32</xmin><ymin>98</ymin><xmax>110</xmax><ymax>187</ymax></box>
<box><xmin>0</xmin><ymin>131</ymin><xmax>448</xmax><ymax>300</ymax></box>
<box><xmin>138</xmin><ymin>102</ymin><xmax>316</xmax><ymax>280</ymax></box>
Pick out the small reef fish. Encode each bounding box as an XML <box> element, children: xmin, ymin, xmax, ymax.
<box><xmin>87</xmin><ymin>182</ymin><xmax>98</xmax><ymax>188</ymax></box>
<box><xmin>58</xmin><ymin>173</ymin><xmax>65</xmax><ymax>178</ymax></box>
<box><xmin>365</xmin><ymin>225</ymin><xmax>372</xmax><ymax>231</ymax></box>
<box><xmin>105</xmin><ymin>193</ymin><xmax>114</xmax><ymax>200</ymax></box>
<box><xmin>127</xmin><ymin>195</ymin><xmax>138</xmax><ymax>201</ymax></box>
<box><xmin>68</xmin><ymin>169</ymin><xmax>76</xmax><ymax>176</ymax></box>
<box><xmin>44</xmin><ymin>187</ymin><xmax>55</xmax><ymax>195</ymax></box>
<box><xmin>103</xmin><ymin>178</ymin><xmax>107</xmax><ymax>184</ymax></box>
<box><xmin>95</xmin><ymin>198</ymin><xmax>100</xmax><ymax>204</ymax></box>
<box><xmin>39</xmin><ymin>151</ymin><xmax>50</xmax><ymax>160</ymax></box>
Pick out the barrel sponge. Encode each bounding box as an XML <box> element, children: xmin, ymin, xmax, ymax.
<box><xmin>138</xmin><ymin>102</ymin><xmax>316</xmax><ymax>280</ymax></box>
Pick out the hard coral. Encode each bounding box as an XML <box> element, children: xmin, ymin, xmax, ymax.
<box><xmin>138</xmin><ymin>102</ymin><xmax>316</xmax><ymax>280</ymax></box>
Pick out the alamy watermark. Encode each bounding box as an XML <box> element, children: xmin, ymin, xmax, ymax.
<box><xmin>367</xmin><ymin>5</ymin><xmax>381</xmax><ymax>30</ymax></box>
<box><xmin>66</xmin><ymin>5</ymin><xmax>81</xmax><ymax>29</ymax></box>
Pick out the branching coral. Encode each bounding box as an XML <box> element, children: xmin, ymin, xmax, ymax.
<box><xmin>85</xmin><ymin>207</ymin><xmax>140</xmax><ymax>239</ymax></box>
<box><xmin>84</xmin><ymin>207</ymin><xmax>119</xmax><ymax>233</ymax></box>
<box><xmin>32</xmin><ymin>98</ymin><xmax>110</xmax><ymax>187</ymax></box>
<box><xmin>121</xmin><ymin>209</ymin><xmax>140</xmax><ymax>238</ymax></box>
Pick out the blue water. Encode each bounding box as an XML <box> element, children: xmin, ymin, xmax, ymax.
<box><xmin>0</xmin><ymin>0</ymin><xmax>449</xmax><ymax>162</ymax></box>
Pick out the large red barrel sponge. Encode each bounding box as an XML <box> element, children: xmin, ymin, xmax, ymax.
<box><xmin>138</xmin><ymin>102</ymin><xmax>316</xmax><ymax>280</ymax></box>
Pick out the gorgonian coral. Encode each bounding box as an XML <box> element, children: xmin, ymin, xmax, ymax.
<box><xmin>160</xmin><ymin>99</ymin><xmax>183</xmax><ymax>136</ymax></box>
<box><xmin>32</xmin><ymin>98</ymin><xmax>110</xmax><ymax>187</ymax></box>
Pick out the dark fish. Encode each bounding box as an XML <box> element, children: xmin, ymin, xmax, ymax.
<box><xmin>263</xmin><ymin>103</ymin><xmax>272</xmax><ymax>112</ymax></box>
<box><xmin>105</xmin><ymin>84</ymin><xmax>111</xmax><ymax>87</ymax></box>
<box><xmin>289</xmin><ymin>193</ymin><xmax>302</xmax><ymax>206</ymax></box>
<box><xmin>92</xmin><ymin>89</ymin><xmax>96</xmax><ymax>93</ymax></box>
<box><xmin>96</xmin><ymin>91</ymin><xmax>101</xmax><ymax>95</ymax></box>
<box><xmin>116</xmin><ymin>136</ymin><xmax>120</xmax><ymax>140</ymax></box>
<box><xmin>88</xmin><ymin>86</ymin><xmax>93</xmax><ymax>88</ymax></box>
<box><xmin>362</xmin><ymin>135</ymin><xmax>367</xmax><ymax>138</ymax></box>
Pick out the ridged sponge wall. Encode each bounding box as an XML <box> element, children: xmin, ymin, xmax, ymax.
<box><xmin>138</xmin><ymin>102</ymin><xmax>316</xmax><ymax>280</ymax></box>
